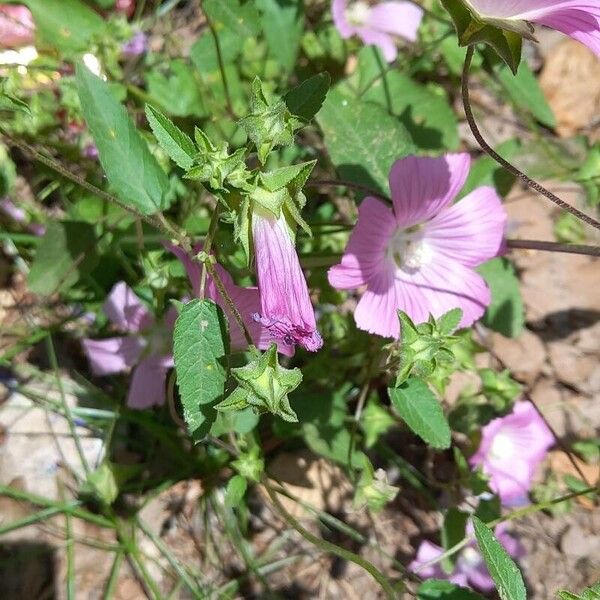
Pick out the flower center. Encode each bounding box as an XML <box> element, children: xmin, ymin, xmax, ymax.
<box><xmin>489</xmin><ymin>432</ymin><xmax>515</xmax><ymax>460</ymax></box>
<box><xmin>388</xmin><ymin>228</ymin><xmax>432</xmax><ymax>271</ymax></box>
<box><xmin>460</xmin><ymin>546</ymin><xmax>481</xmax><ymax>568</ymax></box>
<box><xmin>345</xmin><ymin>1</ymin><xmax>370</xmax><ymax>26</ymax></box>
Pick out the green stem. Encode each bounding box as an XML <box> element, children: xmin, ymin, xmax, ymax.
<box><xmin>199</xmin><ymin>206</ymin><xmax>221</xmax><ymax>299</ymax></box>
<box><xmin>461</xmin><ymin>46</ymin><xmax>600</xmax><ymax>232</ymax></box>
<box><xmin>103</xmin><ymin>551</ymin><xmax>124</xmax><ymax>600</ymax></box>
<box><xmin>264</xmin><ymin>479</ymin><xmax>399</xmax><ymax>599</ymax></box>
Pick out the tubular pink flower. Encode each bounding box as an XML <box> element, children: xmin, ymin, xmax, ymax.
<box><xmin>165</xmin><ymin>242</ymin><xmax>294</xmax><ymax>356</ymax></box>
<box><xmin>470</xmin><ymin>401</ymin><xmax>555</xmax><ymax>505</ymax></box>
<box><xmin>409</xmin><ymin>523</ymin><xmax>524</xmax><ymax>591</ymax></box>
<box><xmin>252</xmin><ymin>210</ymin><xmax>323</xmax><ymax>353</ymax></box>
<box><xmin>332</xmin><ymin>0</ymin><xmax>424</xmax><ymax>62</ymax></box>
<box><xmin>465</xmin><ymin>0</ymin><xmax>600</xmax><ymax>56</ymax></box>
<box><xmin>81</xmin><ymin>282</ymin><xmax>174</xmax><ymax>409</ymax></box>
<box><xmin>328</xmin><ymin>153</ymin><xmax>506</xmax><ymax>339</ymax></box>
<box><xmin>0</xmin><ymin>5</ymin><xmax>34</xmax><ymax>48</ymax></box>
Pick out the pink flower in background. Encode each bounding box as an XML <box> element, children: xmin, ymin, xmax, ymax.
<box><xmin>166</xmin><ymin>243</ymin><xmax>294</xmax><ymax>357</ymax></box>
<box><xmin>328</xmin><ymin>153</ymin><xmax>506</xmax><ymax>339</ymax></box>
<box><xmin>121</xmin><ymin>31</ymin><xmax>148</xmax><ymax>57</ymax></box>
<box><xmin>82</xmin><ymin>282</ymin><xmax>174</xmax><ymax>410</ymax></box>
<box><xmin>252</xmin><ymin>210</ymin><xmax>323</xmax><ymax>353</ymax></box>
<box><xmin>332</xmin><ymin>0</ymin><xmax>423</xmax><ymax>62</ymax></box>
<box><xmin>465</xmin><ymin>0</ymin><xmax>600</xmax><ymax>56</ymax></box>
<box><xmin>0</xmin><ymin>5</ymin><xmax>34</xmax><ymax>48</ymax></box>
<box><xmin>0</xmin><ymin>197</ymin><xmax>45</xmax><ymax>236</ymax></box>
<box><xmin>470</xmin><ymin>401</ymin><xmax>554</xmax><ymax>505</ymax></box>
<box><xmin>410</xmin><ymin>523</ymin><xmax>524</xmax><ymax>591</ymax></box>
<box><xmin>115</xmin><ymin>0</ymin><xmax>136</xmax><ymax>18</ymax></box>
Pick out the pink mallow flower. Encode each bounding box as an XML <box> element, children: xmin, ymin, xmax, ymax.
<box><xmin>0</xmin><ymin>5</ymin><xmax>34</xmax><ymax>48</ymax></box>
<box><xmin>470</xmin><ymin>401</ymin><xmax>554</xmax><ymax>506</ymax></box>
<box><xmin>166</xmin><ymin>242</ymin><xmax>295</xmax><ymax>357</ymax></box>
<box><xmin>409</xmin><ymin>523</ymin><xmax>524</xmax><ymax>592</ymax></box>
<box><xmin>328</xmin><ymin>153</ymin><xmax>506</xmax><ymax>339</ymax></box>
<box><xmin>82</xmin><ymin>282</ymin><xmax>175</xmax><ymax>410</ymax></box>
<box><xmin>332</xmin><ymin>0</ymin><xmax>423</xmax><ymax>62</ymax></box>
<box><xmin>465</xmin><ymin>0</ymin><xmax>600</xmax><ymax>57</ymax></box>
<box><xmin>252</xmin><ymin>209</ymin><xmax>323</xmax><ymax>353</ymax></box>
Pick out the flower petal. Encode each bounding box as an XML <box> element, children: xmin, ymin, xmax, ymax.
<box><xmin>354</xmin><ymin>267</ymin><xmax>398</xmax><ymax>337</ymax></box>
<box><xmin>332</xmin><ymin>0</ymin><xmax>355</xmax><ymax>38</ymax></box>
<box><xmin>405</xmin><ymin>259</ymin><xmax>490</xmax><ymax>327</ymax></box>
<box><xmin>82</xmin><ymin>336</ymin><xmax>144</xmax><ymax>376</ymax></box>
<box><xmin>367</xmin><ymin>1</ymin><xmax>424</xmax><ymax>42</ymax></box>
<box><xmin>0</xmin><ymin>6</ymin><xmax>35</xmax><ymax>48</ymax></box>
<box><xmin>355</xmin><ymin>26</ymin><xmax>398</xmax><ymax>61</ymax></box>
<box><xmin>164</xmin><ymin>242</ymin><xmax>203</xmax><ymax>297</ymax></box>
<box><xmin>424</xmin><ymin>185</ymin><xmax>507</xmax><ymax>268</ymax></box>
<box><xmin>127</xmin><ymin>355</ymin><xmax>174</xmax><ymax>409</ymax></box>
<box><xmin>328</xmin><ymin>196</ymin><xmax>396</xmax><ymax>290</ymax></box>
<box><xmin>408</xmin><ymin>540</ymin><xmax>446</xmax><ymax>579</ymax></box>
<box><xmin>389</xmin><ymin>153</ymin><xmax>471</xmax><ymax>228</ymax></box>
<box><xmin>103</xmin><ymin>281</ymin><xmax>152</xmax><ymax>333</ymax></box>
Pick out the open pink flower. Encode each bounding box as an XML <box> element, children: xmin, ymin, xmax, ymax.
<box><xmin>82</xmin><ymin>282</ymin><xmax>174</xmax><ymax>410</ymax></box>
<box><xmin>166</xmin><ymin>242</ymin><xmax>294</xmax><ymax>357</ymax></box>
<box><xmin>328</xmin><ymin>154</ymin><xmax>506</xmax><ymax>339</ymax></box>
<box><xmin>410</xmin><ymin>523</ymin><xmax>524</xmax><ymax>591</ymax></box>
<box><xmin>470</xmin><ymin>401</ymin><xmax>554</xmax><ymax>506</ymax></box>
<box><xmin>332</xmin><ymin>0</ymin><xmax>423</xmax><ymax>62</ymax></box>
<box><xmin>0</xmin><ymin>5</ymin><xmax>34</xmax><ymax>48</ymax></box>
<box><xmin>252</xmin><ymin>210</ymin><xmax>323</xmax><ymax>353</ymax></box>
<box><xmin>465</xmin><ymin>0</ymin><xmax>600</xmax><ymax>56</ymax></box>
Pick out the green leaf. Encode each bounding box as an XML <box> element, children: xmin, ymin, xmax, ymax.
<box><xmin>558</xmin><ymin>584</ymin><xmax>600</xmax><ymax>600</ymax></box>
<box><xmin>203</xmin><ymin>0</ymin><xmax>260</xmax><ymax>38</ymax></box>
<box><xmin>472</xmin><ymin>516</ymin><xmax>527</xmax><ymax>600</ymax></box>
<box><xmin>497</xmin><ymin>62</ymin><xmax>555</xmax><ymax>128</ymax></box>
<box><xmin>478</xmin><ymin>258</ymin><xmax>524</xmax><ymax>338</ymax></box>
<box><xmin>360</xmin><ymin>400</ymin><xmax>395</xmax><ymax>448</ymax></box>
<box><xmin>284</xmin><ymin>72</ymin><xmax>331</xmax><ymax>122</ymax></box>
<box><xmin>441</xmin><ymin>508</ymin><xmax>469</xmax><ymax>572</ymax></box>
<box><xmin>76</xmin><ymin>65</ymin><xmax>169</xmax><ymax>215</ymax></box>
<box><xmin>28</xmin><ymin>221</ymin><xmax>98</xmax><ymax>295</ymax></box>
<box><xmin>23</xmin><ymin>0</ymin><xmax>105</xmax><ymax>51</ymax></box>
<box><xmin>0</xmin><ymin>92</ymin><xmax>30</xmax><ymax>115</ymax></box>
<box><xmin>417</xmin><ymin>579</ymin><xmax>486</xmax><ymax>599</ymax></box>
<box><xmin>388</xmin><ymin>378</ymin><xmax>451</xmax><ymax>449</ymax></box>
<box><xmin>225</xmin><ymin>475</ymin><xmax>247</xmax><ymax>506</ymax></box>
<box><xmin>145</xmin><ymin>104</ymin><xmax>196</xmax><ymax>170</ymax></box>
<box><xmin>260</xmin><ymin>161</ymin><xmax>316</xmax><ymax>193</ymax></box>
<box><xmin>173</xmin><ymin>299</ymin><xmax>229</xmax><ymax>441</ymax></box>
<box><xmin>256</xmin><ymin>0</ymin><xmax>303</xmax><ymax>72</ymax></box>
<box><xmin>317</xmin><ymin>88</ymin><xmax>414</xmax><ymax>195</ymax></box>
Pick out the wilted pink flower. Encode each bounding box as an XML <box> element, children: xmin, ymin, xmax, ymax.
<box><xmin>328</xmin><ymin>153</ymin><xmax>506</xmax><ymax>339</ymax></box>
<box><xmin>470</xmin><ymin>401</ymin><xmax>554</xmax><ymax>505</ymax></box>
<box><xmin>0</xmin><ymin>197</ymin><xmax>45</xmax><ymax>236</ymax></box>
<box><xmin>410</xmin><ymin>523</ymin><xmax>524</xmax><ymax>591</ymax></box>
<box><xmin>166</xmin><ymin>243</ymin><xmax>294</xmax><ymax>357</ymax></box>
<box><xmin>121</xmin><ymin>31</ymin><xmax>148</xmax><ymax>57</ymax></box>
<box><xmin>465</xmin><ymin>0</ymin><xmax>600</xmax><ymax>56</ymax></box>
<box><xmin>332</xmin><ymin>0</ymin><xmax>423</xmax><ymax>62</ymax></box>
<box><xmin>252</xmin><ymin>210</ymin><xmax>323</xmax><ymax>353</ymax></box>
<box><xmin>0</xmin><ymin>5</ymin><xmax>34</xmax><ymax>48</ymax></box>
<box><xmin>82</xmin><ymin>282</ymin><xmax>174</xmax><ymax>410</ymax></box>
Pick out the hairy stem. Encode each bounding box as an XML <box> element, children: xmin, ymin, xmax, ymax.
<box><xmin>506</xmin><ymin>239</ymin><xmax>600</xmax><ymax>257</ymax></box>
<box><xmin>461</xmin><ymin>46</ymin><xmax>600</xmax><ymax>232</ymax></box>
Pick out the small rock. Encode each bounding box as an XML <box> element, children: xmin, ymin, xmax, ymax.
<box><xmin>491</xmin><ymin>330</ymin><xmax>547</xmax><ymax>385</ymax></box>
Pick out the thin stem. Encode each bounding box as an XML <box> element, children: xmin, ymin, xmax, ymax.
<box><xmin>103</xmin><ymin>551</ymin><xmax>124</xmax><ymax>600</ymax></box>
<box><xmin>205</xmin><ymin>259</ymin><xmax>254</xmax><ymax>347</ymax></box>
<box><xmin>263</xmin><ymin>479</ymin><xmax>399</xmax><ymax>599</ymax></box>
<box><xmin>306</xmin><ymin>179</ymin><xmax>390</xmax><ymax>201</ymax></box>
<box><xmin>199</xmin><ymin>206</ymin><xmax>221</xmax><ymax>299</ymax></box>
<box><xmin>461</xmin><ymin>46</ymin><xmax>600</xmax><ymax>232</ymax></box>
<box><xmin>506</xmin><ymin>239</ymin><xmax>600</xmax><ymax>257</ymax></box>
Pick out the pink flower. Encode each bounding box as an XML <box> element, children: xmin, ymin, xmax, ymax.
<box><xmin>470</xmin><ymin>401</ymin><xmax>554</xmax><ymax>505</ymax></box>
<box><xmin>409</xmin><ymin>523</ymin><xmax>524</xmax><ymax>591</ymax></box>
<box><xmin>82</xmin><ymin>282</ymin><xmax>174</xmax><ymax>410</ymax></box>
<box><xmin>166</xmin><ymin>243</ymin><xmax>295</xmax><ymax>357</ymax></box>
<box><xmin>332</xmin><ymin>0</ymin><xmax>423</xmax><ymax>62</ymax></box>
<box><xmin>0</xmin><ymin>5</ymin><xmax>34</xmax><ymax>48</ymax></box>
<box><xmin>121</xmin><ymin>31</ymin><xmax>148</xmax><ymax>57</ymax></box>
<box><xmin>115</xmin><ymin>0</ymin><xmax>136</xmax><ymax>18</ymax></box>
<box><xmin>465</xmin><ymin>0</ymin><xmax>600</xmax><ymax>56</ymax></box>
<box><xmin>252</xmin><ymin>210</ymin><xmax>323</xmax><ymax>353</ymax></box>
<box><xmin>0</xmin><ymin>197</ymin><xmax>45</xmax><ymax>236</ymax></box>
<box><xmin>328</xmin><ymin>153</ymin><xmax>506</xmax><ymax>339</ymax></box>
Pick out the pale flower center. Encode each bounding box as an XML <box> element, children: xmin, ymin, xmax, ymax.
<box><xmin>461</xmin><ymin>546</ymin><xmax>481</xmax><ymax>567</ymax></box>
<box><xmin>345</xmin><ymin>1</ymin><xmax>370</xmax><ymax>26</ymax></box>
<box><xmin>388</xmin><ymin>228</ymin><xmax>433</xmax><ymax>271</ymax></box>
<box><xmin>489</xmin><ymin>431</ymin><xmax>515</xmax><ymax>460</ymax></box>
